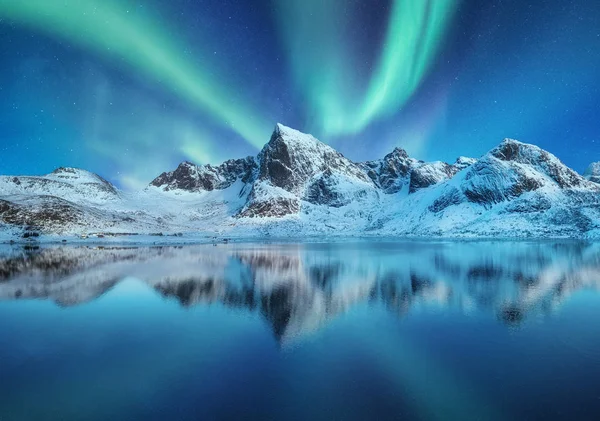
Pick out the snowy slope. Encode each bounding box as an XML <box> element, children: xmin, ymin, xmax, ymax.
<box><xmin>0</xmin><ymin>167</ymin><xmax>119</xmax><ymax>204</ymax></box>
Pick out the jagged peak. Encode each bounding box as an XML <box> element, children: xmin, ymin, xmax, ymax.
<box><xmin>169</xmin><ymin>156</ymin><xmax>255</xmax><ymax>174</ymax></box>
<box><xmin>168</xmin><ymin>161</ymin><xmax>199</xmax><ymax>173</ymax></box>
<box><xmin>383</xmin><ymin>147</ymin><xmax>410</xmax><ymax>160</ymax></box>
<box><xmin>268</xmin><ymin>123</ymin><xmax>326</xmax><ymax>150</ymax></box>
<box><xmin>149</xmin><ymin>155</ymin><xmax>256</xmax><ymax>191</ymax></box>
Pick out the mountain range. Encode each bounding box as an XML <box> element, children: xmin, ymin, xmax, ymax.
<box><xmin>2</xmin><ymin>123</ymin><xmax>600</xmax><ymax>240</ymax></box>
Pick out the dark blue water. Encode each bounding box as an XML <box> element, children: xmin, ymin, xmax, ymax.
<box><xmin>1</xmin><ymin>241</ymin><xmax>600</xmax><ymax>421</ymax></box>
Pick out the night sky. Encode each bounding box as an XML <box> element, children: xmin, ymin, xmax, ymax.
<box><xmin>1</xmin><ymin>0</ymin><xmax>599</xmax><ymax>189</ymax></box>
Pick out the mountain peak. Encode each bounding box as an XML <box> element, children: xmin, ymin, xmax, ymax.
<box><xmin>47</xmin><ymin>167</ymin><xmax>114</xmax><ymax>187</ymax></box>
<box><xmin>482</xmin><ymin>137</ymin><xmax>589</xmax><ymax>190</ymax></box>
<box><xmin>52</xmin><ymin>166</ymin><xmax>83</xmax><ymax>174</ymax></box>
<box><xmin>274</xmin><ymin>122</ymin><xmax>309</xmax><ymax>137</ymax></box>
<box><xmin>274</xmin><ymin>122</ymin><xmax>289</xmax><ymax>135</ymax></box>
<box><xmin>268</xmin><ymin>123</ymin><xmax>324</xmax><ymax>151</ymax></box>
<box><xmin>50</xmin><ymin>167</ymin><xmax>96</xmax><ymax>177</ymax></box>
<box><xmin>490</xmin><ymin>138</ymin><xmax>544</xmax><ymax>162</ymax></box>
<box><xmin>258</xmin><ymin>124</ymin><xmax>362</xmax><ymax>194</ymax></box>
<box><xmin>150</xmin><ymin>157</ymin><xmax>256</xmax><ymax>192</ymax></box>
<box><xmin>584</xmin><ymin>162</ymin><xmax>600</xmax><ymax>184</ymax></box>
<box><xmin>384</xmin><ymin>147</ymin><xmax>410</xmax><ymax>160</ymax></box>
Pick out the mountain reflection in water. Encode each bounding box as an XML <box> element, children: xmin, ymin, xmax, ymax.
<box><xmin>1</xmin><ymin>241</ymin><xmax>599</xmax><ymax>343</ymax></box>
<box><xmin>2</xmin><ymin>241</ymin><xmax>600</xmax><ymax>421</ymax></box>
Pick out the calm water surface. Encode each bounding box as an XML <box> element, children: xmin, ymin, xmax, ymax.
<box><xmin>1</xmin><ymin>241</ymin><xmax>600</xmax><ymax>421</ymax></box>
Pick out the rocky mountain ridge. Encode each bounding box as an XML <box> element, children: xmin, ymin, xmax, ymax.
<box><xmin>1</xmin><ymin>123</ymin><xmax>600</xmax><ymax>240</ymax></box>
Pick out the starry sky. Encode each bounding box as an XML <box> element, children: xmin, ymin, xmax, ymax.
<box><xmin>1</xmin><ymin>0</ymin><xmax>599</xmax><ymax>189</ymax></box>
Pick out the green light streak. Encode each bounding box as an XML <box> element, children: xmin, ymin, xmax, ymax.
<box><xmin>356</xmin><ymin>0</ymin><xmax>458</xmax><ymax>133</ymax></box>
<box><xmin>0</xmin><ymin>0</ymin><xmax>270</xmax><ymax>148</ymax></box>
<box><xmin>271</xmin><ymin>0</ymin><xmax>361</xmax><ymax>133</ymax></box>
<box><xmin>274</xmin><ymin>0</ymin><xmax>458</xmax><ymax>136</ymax></box>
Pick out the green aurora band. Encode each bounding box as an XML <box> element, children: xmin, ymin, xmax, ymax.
<box><xmin>273</xmin><ymin>0</ymin><xmax>459</xmax><ymax>136</ymax></box>
<box><xmin>0</xmin><ymin>0</ymin><xmax>271</xmax><ymax>148</ymax></box>
<box><xmin>2</xmin><ymin>0</ymin><xmax>459</xmax><ymax>149</ymax></box>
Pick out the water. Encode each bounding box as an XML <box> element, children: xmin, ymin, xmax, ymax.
<box><xmin>1</xmin><ymin>240</ymin><xmax>600</xmax><ymax>421</ymax></box>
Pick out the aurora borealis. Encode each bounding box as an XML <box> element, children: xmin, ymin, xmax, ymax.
<box><xmin>0</xmin><ymin>0</ymin><xmax>270</xmax><ymax>148</ymax></box>
<box><xmin>1</xmin><ymin>0</ymin><xmax>599</xmax><ymax>188</ymax></box>
<box><xmin>274</xmin><ymin>0</ymin><xmax>458</xmax><ymax>136</ymax></box>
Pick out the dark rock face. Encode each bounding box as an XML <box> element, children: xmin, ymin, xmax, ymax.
<box><xmin>491</xmin><ymin>140</ymin><xmax>522</xmax><ymax>162</ymax></box>
<box><xmin>428</xmin><ymin>188</ymin><xmax>464</xmax><ymax>213</ymax></box>
<box><xmin>305</xmin><ymin>169</ymin><xmax>350</xmax><ymax>208</ymax></box>
<box><xmin>0</xmin><ymin>197</ymin><xmax>83</xmax><ymax>231</ymax></box>
<box><xmin>377</xmin><ymin>148</ymin><xmax>415</xmax><ymax>193</ymax></box>
<box><xmin>150</xmin><ymin>157</ymin><xmax>256</xmax><ymax>192</ymax></box>
<box><xmin>409</xmin><ymin>162</ymin><xmax>455</xmax><ymax>193</ymax></box>
<box><xmin>361</xmin><ymin>148</ymin><xmax>417</xmax><ymax>194</ymax></box>
<box><xmin>238</xmin><ymin>197</ymin><xmax>300</xmax><ymax>218</ymax></box>
<box><xmin>258</xmin><ymin>132</ymin><xmax>295</xmax><ymax>190</ymax></box>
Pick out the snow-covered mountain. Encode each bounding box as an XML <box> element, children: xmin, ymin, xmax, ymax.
<box><xmin>2</xmin><ymin>123</ymin><xmax>600</xmax><ymax>240</ymax></box>
<box><xmin>0</xmin><ymin>167</ymin><xmax>119</xmax><ymax>204</ymax></box>
<box><xmin>240</xmin><ymin>124</ymin><xmax>378</xmax><ymax>217</ymax></box>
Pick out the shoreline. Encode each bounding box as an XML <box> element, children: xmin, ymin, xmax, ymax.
<box><xmin>0</xmin><ymin>233</ymin><xmax>595</xmax><ymax>247</ymax></box>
